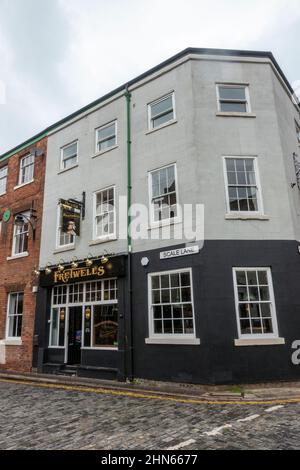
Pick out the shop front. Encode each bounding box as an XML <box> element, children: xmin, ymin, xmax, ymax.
<box><xmin>34</xmin><ymin>255</ymin><xmax>128</xmax><ymax>380</ymax></box>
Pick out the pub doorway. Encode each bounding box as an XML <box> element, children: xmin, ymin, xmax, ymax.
<box><xmin>67</xmin><ymin>306</ymin><xmax>82</xmax><ymax>365</ymax></box>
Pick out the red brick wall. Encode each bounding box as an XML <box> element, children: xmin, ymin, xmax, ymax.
<box><xmin>0</xmin><ymin>137</ymin><xmax>47</xmax><ymax>372</ymax></box>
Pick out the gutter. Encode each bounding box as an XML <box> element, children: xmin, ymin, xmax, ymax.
<box><xmin>125</xmin><ymin>85</ymin><xmax>133</xmax><ymax>381</ymax></box>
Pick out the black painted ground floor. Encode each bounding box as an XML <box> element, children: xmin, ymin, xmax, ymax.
<box><xmin>33</xmin><ymin>240</ymin><xmax>300</xmax><ymax>384</ymax></box>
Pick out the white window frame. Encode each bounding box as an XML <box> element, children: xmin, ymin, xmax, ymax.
<box><xmin>216</xmin><ymin>84</ymin><xmax>251</xmax><ymax>113</ymax></box>
<box><xmin>0</xmin><ymin>165</ymin><xmax>8</xmax><ymax>195</ymax></box>
<box><xmin>6</xmin><ymin>292</ymin><xmax>24</xmax><ymax>339</ymax></box>
<box><xmin>146</xmin><ymin>268</ymin><xmax>200</xmax><ymax>344</ymax></box>
<box><xmin>60</xmin><ymin>141</ymin><xmax>78</xmax><ymax>171</ymax></box>
<box><xmin>232</xmin><ymin>267</ymin><xmax>279</xmax><ymax>340</ymax></box>
<box><xmin>148</xmin><ymin>163</ymin><xmax>180</xmax><ymax>228</ymax></box>
<box><xmin>49</xmin><ymin>280</ymin><xmax>118</xmax><ymax>356</ymax></box>
<box><xmin>18</xmin><ymin>154</ymin><xmax>35</xmax><ymax>186</ymax></box>
<box><xmin>95</xmin><ymin>120</ymin><xmax>117</xmax><ymax>154</ymax></box>
<box><xmin>148</xmin><ymin>92</ymin><xmax>176</xmax><ymax>130</ymax></box>
<box><xmin>295</xmin><ymin>121</ymin><xmax>300</xmax><ymax>146</ymax></box>
<box><xmin>93</xmin><ymin>185</ymin><xmax>116</xmax><ymax>241</ymax></box>
<box><xmin>12</xmin><ymin>211</ymin><xmax>30</xmax><ymax>257</ymax></box>
<box><xmin>56</xmin><ymin>204</ymin><xmax>75</xmax><ymax>249</ymax></box>
<box><xmin>223</xmin><ymin>156</ymin><xmax>264</xmax><ymax>216</ymax></box>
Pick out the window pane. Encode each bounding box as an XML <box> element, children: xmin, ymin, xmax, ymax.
<box><xmin>151</xmin><ymin>96</ymin><xmax>173</xmax><ymax>118</ymax></box>
<box><xmin>93</xmin><ymin>305</ymin><xmax>118</xmax><ymax>347</ymax></box>
<box><xmin>220</xmin><ymin>102</ymin><xmax>247</xmax><ymax>112</ymax></box>
<box><xmin>63</xmin><ymin>143</ymin><xmax>77</xmax><ymax>159</ymax></box>
<box><xmin>219</xmin><ymin>87</ymin><xmax>246</xmax><ymax>100</ymax></box>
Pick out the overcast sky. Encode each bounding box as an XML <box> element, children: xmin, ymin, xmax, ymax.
<box><xmin>0</xmin><ymin>0</ymin><xmax>299</xmax><ymax>154</ymax></box>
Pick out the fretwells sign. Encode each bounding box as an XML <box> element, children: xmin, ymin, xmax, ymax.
<box><xmin>160</xmin><ymin>245</ymin><xmax>200</xmax><ymax>259</ymax></box>
<box><xmin>54</xmin><ymin>265</ymin><xmax>105</xmax><ymax>284</ymax></box>
<box><xmin>39</xmin><ymin>256</ymin><xmax>126</xmax><ymax>287</ymax></box>
<box><xmin>59</xmin><ymin>199</ymin><xmax>81</xmax><ymax>236</ymax></box>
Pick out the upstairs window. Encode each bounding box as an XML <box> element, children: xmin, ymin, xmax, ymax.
<box><xmin>217</xmin><ymin>84</ymin><xmax>250</xmax><ymax>113</ymax></box>
<box><xmin>57</xmin><ymin>204</ymin><xmax>75</xmax><ymax>248</ymax></box>
<box><xmin>0</xmin><ymin>166</ymin><xmax>8</xmax><ymax>195</ymax></box>
<box><xmin>224</xmin><ymin>157</ymin><xmax>262</xmax><ymax>214</ymax></box>
<box><xmin>19</xmin><ymin>154</ymin><xmax>34</xmax><ymax>185</ymax></box>
<box><xmin>149</xmin><ymin>164</ymin><xmax>178</xmax><ymax>224</ymax></box>
<box><xmin>12</xmin><ymin>212</ymin><xmax>29</xmax><ymax>256</ymax></box>
<box><xmin>96</xmin><ymin>121</ymin><xmax>117</xmax><ymax>153</ymax></box>
<box><xmin>93</xmin><ymin>186</ymin><xmax>115</xmax><ymax>239</ymax></box>
<box><xmin>148</xmin><ymin>93</ymin><xmax>175</xmax><ymax>129</ymax></box>
<box><xmin>61</xmin><ymin>141</ymin><xmax>78</xmax><ymax>170</ymax></box>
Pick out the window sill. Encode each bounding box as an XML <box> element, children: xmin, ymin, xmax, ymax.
<box><xmin>0</xmin><ymin>339</ymin><xmax>23</xmax><ymax>346</ymax></box>
<box><xmin>81</xmin><ymin>346</ymin><xmax>118</xmax><ymax>351</ymax></box>
<box><xmin>53</xmin><ymin>245</ymin><xmax>75</xmax><ymax>254</ymax></box>
<box><xmin>216</xmin><ymin>112</ymin><xmax>256</xmax><ymax>118</ymax></box>
<box><xmin>148</xmin><ymin>218</ymin><xmax>182</xmax><ymax>231</ymax></box>
<box><xmin>146</xmin><ymin>119</ymin><xmax>178</xmax><ymax>135</ymax></box>
<box><xmin>89</xmin><ymin>236</ymin><xmax>117</xmax><ymax>246</ymax></box>
<box><xmin>225</xmin><ymin>213</ymin><xmax>270</xmax><ymax>221</ymax></box>
<box><xmin>0</xmin><ymin>191</ymin><xmax>6</xmax><ymax>197</ymax></box>
<box><xmin>58</xmin><ymin>164</ymin><xmax>79</xmax><ymax>175</ymax></box>
<box><xmin>145</xmin><ymin>337</ymin><xmax>200</xmax><ymax>345</ymax></box>
<box><xmin>92</xmin><ymin>145</ymin><xmax>118</xmax><ymax>158</ymax></box>
<box><xmin>14</xmin><ymin>180</ymin><xmax>34</xmax><ymax>190</ymax></box>
<box><xmin>234</xmin><ymin>338</ymin><xmax>285</xmax><ymax>347</ymax></box>
<box><xmin>7</xmin><ymin>252</ymin><xmax>29</xmax><ymax>261</ymax></box>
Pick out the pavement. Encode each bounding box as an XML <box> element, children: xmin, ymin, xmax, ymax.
<box><xmin>0</xmin><ymin>371</ymin><xmax>300</xmax><ymax>450</ymax></box>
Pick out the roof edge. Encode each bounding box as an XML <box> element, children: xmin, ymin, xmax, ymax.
<box><xmin>1</xmin><ymin>47</ymin><xmax>298</xmax><ymax>161</ymax></box>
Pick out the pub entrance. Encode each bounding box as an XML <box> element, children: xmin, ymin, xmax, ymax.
<box><xmin>67</xmin><ymin>306</ymin><xmax>82</xmax><ymax>365</ymax></box>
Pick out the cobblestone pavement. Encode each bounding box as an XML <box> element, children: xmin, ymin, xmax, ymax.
<box><xmin>0</xmin><ymin>380</ymin><xmax>299</xmax><ymax>450</ymax></box>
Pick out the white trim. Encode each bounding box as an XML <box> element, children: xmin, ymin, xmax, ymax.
<box><xmin>0</xmin><ymin>339</ymin><xmax>23</xmax><ymax>346</ymax></box>
<box><xmin>92</xmin><ymin>185</ymin><xmax>116</xmax><ymax>241</ymax></box>
<box><xmin>81</xmin><ymin>347</ymin><xmax>118</xmax><ymax>351</ymax></box>
<box><xmin>148</xmin><ymin>92</ymin><xmax>176</xmax><ymax>130</ymax></box>
<box><xmin>95</xmin><ymin>120</ymin><xmax>117</xmax><ymax>154</ymax></box>
<box><xmin>234</xmin><ymin>338</ymin><xmax>285</xmax><ymax>346</ymax></box>
<box><xmin>147</xmin><ymin>267</ymin><xmax>199</xmax><ymax>343</ymax></box>
<box><xmin>56</xmin><ymin>204</ymin><xmax>76</xmax><ymax>250</ymax></box>
<box><xmin>14</xmin><ymin>180</ymin><xmax>34</xmax><ymax>190</ymax></box>
<box><xmin>60</xmin><ymin>140</ymin><xmax>78</xmax><ymax>171</ymax></box>
<box><xmin>225</xmin><ymin>214</ymin><xmax>269</xmax><ymax>221</ymax></box>
<box><xmin>7</xmin><ymin>252</ymin><xmax>29</xmax><ymax>261</ymax></box>
<box><xmin>145</xmin><ymin>337</ymin><xmax>200</xmax><ymax>345</ymax></box>
<box><xmin>216</xmin><ymin>83</ymin><xmax>251</xmax><ymax>113</ymax></box>
<box><xmin>232</xmin><ymin>267</ymin><xmax>280</xmax><ymax>340</ymax></box>
<box><xmin>216</xmin><ymin>112</ymin><xmax>256</xmax><ymax>118</ymax></box>
<box><xmin>92</xmin><ymin>144</ymin><xmax>118</xmax><ymax>159</ymax></box>
<box><xmin>18</xmin><ymin>153</ymin><xmax>35</xmax><ymax>186</ymax></box>
<box><xmin>222</xmin><ymin>156</ymin><xmax>264</xmax><ymax>216</ymax></box>
<box><xmin>5</xmin><ymin>292</ymin><xmax>24</xmax><ymax>340</ymax></box>
<box><xmin>11</xmin><ymin>211</ymin><xmax>30</xmax><ymax>257</ymax></box>
<box><xmin>148</xmin><ymin>162</ymin><xmax>180</xmax><ymax>228</ymax></box>
<box><xmin>57</xmin><ymin>164</ymin><xmax>79</xmax><ymax>175</ymax></box>
<box><xmin>0</xmin><ymin>165</ymin><xmax>8</xmax><ymax>195</ymax></box>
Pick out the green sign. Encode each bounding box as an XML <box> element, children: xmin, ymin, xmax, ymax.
<box><xmin>3</xmin><ymin>209</ymin><xmax>11</xmax><ymax>222</ymax></box>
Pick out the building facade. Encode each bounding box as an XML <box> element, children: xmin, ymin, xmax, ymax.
<box><xmin>32</xmin><ymin>48</ymin><xmax>300</xmax><ymax>384</ymax></box>
<box><xmin>0</xmin><ymin>136</ymin><xmax>47</xmax><ymax>372</ymax></box>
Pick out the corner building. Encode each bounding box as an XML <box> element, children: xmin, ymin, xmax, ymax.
<box><xmin>35</xmin><ymin>48</ymin><xmax>300</xmax><ymax>384</ymax></box>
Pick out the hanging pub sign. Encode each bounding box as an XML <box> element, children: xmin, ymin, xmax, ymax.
<box><xmin>59</xmin><ymin>198</ymin><xmax>81</xmax><ymax>236</ymax></box>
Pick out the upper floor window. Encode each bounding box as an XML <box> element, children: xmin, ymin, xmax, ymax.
<box><xmin>57</xmin><ymin>204</ymin><xmax>75</xmax><ymax>248</ymax></box>
<box><xmin>61</xmin><ymin>141</ymin><xmax>78</xmax><ymax>170</ymax></box>
<box><xmin>93</xmin><ymin>186</ymin><xmax>116</xmax><ymax>239</ymax></box>
<box><xmin>223</xmin><ymin>157</ymin><xmax>263</xmax><ymax>214</ymax></box>
<box><xmin>0</xmin><ymin>166</ymin><xmax>8</xmax><ymax>195</ymax></box>
<box><xmin>12</xmin><ymin>212</ymin><xmax>29</xmax><ymax>256</ymax></box>
<box><xmin>149</xmin><ymin>164</ymin><xmax>178</xmax><ymax>224</ymax></box>
<box><xmin>19</xmin><ymin>154</ymin><xmax>34</xmax><ymax>185</ymax></box>
<box><xmin>148</xmin><ymin>93</ymin><xmax>175</xmax><ymax>130</ymax></box>
<box><xmin>233</xmin><ymin>268</ymin><xmax>279</xmax><ymax>339</ymax></box>
<box><xmin>95</xmin><ymin>121</ymin><xmax>117</xmax><ymax>153</ymax></box>
<box><xmin>217</xmin><ymin>84</ymin><xmax>251</xmax><ymax>113</ymax></box>
<box><xmin>6</xmin><ymin>292</ymin><xmax>24</xmax><ymax>338</ymax></box>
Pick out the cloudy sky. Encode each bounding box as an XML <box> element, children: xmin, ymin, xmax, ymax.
<box><xmin>0</xmin><ymin>0</ymin><xmax>299</xmax><ymax>154</ymax></box>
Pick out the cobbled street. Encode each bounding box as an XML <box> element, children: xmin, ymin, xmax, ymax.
<box><xmin>0</xmin><ymin>380</ymin><xmax>299</xmax><ymax>450</ymax></box>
